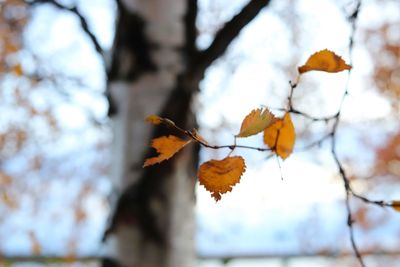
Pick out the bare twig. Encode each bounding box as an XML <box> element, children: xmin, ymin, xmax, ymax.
<box><xmin>287</xmin><ymin>80</ymin><xmax>298</xmax><ymax>111</ymax></box>
<box><xmin>158</xmin><ymin>118</ymin><xmax>273</xmax><ymax>152</ymax></box>
<box><xmin>26</xmin><ymin>0</ymin><xmax>104</xmax><ymax>61</ymax></box>
<box><xmin>272</xmin><ymin>106</ymin><xmax>338</xmax><ymax>122</ymax></box>
<box><xmin>328</xmin><ymin>1</ymin><xmax>367</xmax><ymax>266</ymax></box>
<box><xmin>193</xmin><ymin>0</ymin><xmax>272</xmax><ymax>76</ymax></box>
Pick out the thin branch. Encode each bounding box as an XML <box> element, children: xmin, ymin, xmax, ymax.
<box><xmin>345</xmin><ymin>190</ymin><xmax>366</xmax><ymax>267</ymax></box>
<box><xmin>201</xmin><ymin>142</ymin><xmax>271</xmax><ymax>152</ymax></box>
<box><xmin>329</xmin><ymin>1</ymin><xmax>366</xmax><ymax>266</ymax></box>
<box><xmin>193</xmin><ymin>0</ymin><xmax>271</xmax><ymax>76</ymax></box>
<box><xmin>287</xmin><ymin>80</ymin><xmax>298</xmax><ymax>110</ymax></box>
<box><xmin>295</xmin><ymin>133</ymin><xmax>332</xmax><ymax>152</ymax></box>
<box><xmin>332</xmin><ymin>137</ymin><xmax>366</xmax><ymax>267</ymax></box>
<box><xmin>161</xmin><ymin>118</ymin><xmax>273</xmax><ymax>152</ymax></box>
<box><xmin>26</xmin><ymin>0</ymin><xmax>104</xmax><ymax>61</ymax></box>
<box><xmin>272</xmin><ymin>106</ymin><xmax>338</xmax><ymax>122</ymax></box>
<box><xmin>350</xmin><ymin>189</ymin><xmax>392</xmax><ymax>208</ymax></box>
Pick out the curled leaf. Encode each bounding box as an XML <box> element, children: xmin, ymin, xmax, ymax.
<box><xmin>263</xmin><ymin>113</ymin><xmax>295</xmax><ymax>159</ymax></box>
<box><xmin>198</xmin><ymin>156</ymin><xmax>246</xmax><ymax>201</ymax></box>
<box><xmin>236</xmin><ymin>108</ymin><xmax>276</xmax><ymax>138</ymax></box>
<box><xmin>298</xmin><ymin>49</ymin><xmax>351</xmax><ymax>74</ymax></box>
<box><xmin>145</xmin><ymin>115</ymin><xmax>162</xmax><ymax>125</ymax></box>
<box><xmin>392</xmin><ymin>201</ymin><xmax>400</xmax><ymax>212</ymax></box>
<box><xmin>143</xmin><ymin>135</ymin><xmax>191</xmax><ymax>167</ymax></box>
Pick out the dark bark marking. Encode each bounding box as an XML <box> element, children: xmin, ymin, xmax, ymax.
<box><xmin>106</xmin><ymin>4</ymin><xmax>160</xmax><ymax>116</ymax></box>
<box><xmin>184</xmin><ymin>0</ymin><xmax>199</xmax><ymax>65</ymax></box>
<box><xmin>107</xmin><ymin>8</ymin><xmax>157</xmax><ymax>81</ymax></box>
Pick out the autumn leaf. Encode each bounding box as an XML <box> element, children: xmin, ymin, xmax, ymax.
<box><xmin>236</xmin><ymin>108</ymin><xmax>276</xmax><ymax>138</ymax></box>
<box><xmin>263</xmin><ymin>113</ymin><xmax>295</xmax><ymax>159</ymax></box>
<box><xmin>298</xmin><ymin>49</ymin><xmax>351</xmax><ymax>74</ymax></box>
<box><xmin>145</xmin><ymin>115</ymin><xmax>162</xmax><ymax>125</ymax></box>
<box><xmin>143</xmin><ymin>135</ymin><xmax>191</xmax><ymax>167</ymax></box>
<box><xmin>198</xmin><ymin>156</ymin><xmax>246</xmax><ymax>201</ymax></box>
<box><xmin>392</xmin><ymin>201</ymin><xmax>400</xmax><ymax>212</ymax></box>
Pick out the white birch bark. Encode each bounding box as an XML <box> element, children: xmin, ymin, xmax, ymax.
<box><xmin>104</xmin><ymin>0</ymin><xmax>196</xmax><ymax>266</ymax></box>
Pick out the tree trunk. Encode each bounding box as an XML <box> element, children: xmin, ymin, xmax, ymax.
<box><xmin>103</xmin><ymin>0</ymin><xmax>199</xmax><ymax>267</ymax></box>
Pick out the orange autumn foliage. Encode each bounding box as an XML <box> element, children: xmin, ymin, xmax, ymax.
<box><xmin>236</xmin><ymin>108</ymin><xmax>276</xmax><ymax>138</ymax></box>
<box><xmin>198</xmin><ymin>156</ymin><xmax>246</xmax><ymax>201</ymax></box>
<box><xmin>143</xmin><ymin>135</ymin><xmax>192</xmax><ymax>167</ymax></box>
<box><xmin>263</xmin><ymin>113</ymin><xmax>296</xmax><ymax>160</ymax></box>
<box><xmin>298</xmin><ymin>49</ymin><xmax>351</xmax><ymax>74</ymax></box>
<box><xmin>143</xmin><ymin>50</ymin><xmax>354</xmax><ymax>201</ymax></box>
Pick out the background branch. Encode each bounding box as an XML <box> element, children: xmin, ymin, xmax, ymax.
<box><xmin>329</xmin><ymin>1</ymin><xmax>365</xmax><ymax>266</ymax></box>
<box><xmin>26</xmin><ymin>0</ymin><xmax>104</xmax><ymax>60</ymax></box>
<box><xmin>192</xmin><ymin>0</ymin><xmax>271</xmax><ymax>76</ymax></box>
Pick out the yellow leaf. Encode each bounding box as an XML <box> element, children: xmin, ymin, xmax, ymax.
<box><xmin>392</xmin><ymin>201</ymin><xmax>400</xmax><ymax>212</ymax></box>
<box><xmin>144</xmin><ymin>135</ymin><xmax>191</xmax><ymax>167</ymax></box>
<box><xmin>145</xmin><ymin>115</ymin><xmax>162</xmax><ymax>125</ymax></box>
<box><xmin>263</xmin><ymin>113</ymin><xmax>295</xmax><ymax>159</ymax></box>
<box><xmin>236</xmin><ymin>108</ymin><xmax>276</xmax><ymax>137</ymax></box>
<box><xmin>298</xmin><ymin>49</ymin><xmax>351</xmax><ymax>74</ymax></box>
<box><xmin>198</xmin><ymin>156</ymin><xmax>246</xmax><ymax>201</ymax></box>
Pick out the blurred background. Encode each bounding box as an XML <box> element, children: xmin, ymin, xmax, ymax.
<box><xmin>0</xmin><ymin>0</ymin><xmax>399</xmax><ymax>266</ymax></box>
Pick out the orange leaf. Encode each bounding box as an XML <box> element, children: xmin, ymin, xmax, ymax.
<box><xmin>145</xmin><ymin>115</ymin><xmax>162</xmax><ymax>125</ymax></box>
<box><xmin>236</xmin><ymin>108</ymin><xmax>276</xmax><ymax>137</ymax></box>
<box><xmin>198</xmin><ymin>156</ymin><xmax>246</xmax><ymax>201</ymax></box>
<box><xmin>263</xmin><ymin>113</ymin><xmax>295</xmax><ymax>159</ymax></box>
<box><xmin>392</xmin><ymin>201</ymin><xmax>400</xmax><ymax>212</ymax></box>
<box><xmin>144</xmin><ymin>135</ymin><xmax>191</xmax><ymax>167</ymax></box>
<box><xmin>298</xmin><ymin>49</ymin><xmax>351</xmax><ymax>74</ymax></box>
